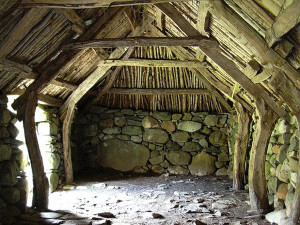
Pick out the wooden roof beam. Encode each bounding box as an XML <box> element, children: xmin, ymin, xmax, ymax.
<box><xmin>62</xmin><ymin>36</ymin><xmax>215</xmax><ymax>50</ymax></box>
<box><xmin>266</xmin><ymin>0</ymin><xmax>300</xmax><ymax>47</ymax></box>
<box><xmin>108</xmin><ymin>88</ymin><xmax>210</xmax><ymax>96</ymax></box>
<box><xmin>21</xmin><ymin>0</ymin><xmax>187</xmax><ymax>8</ymax></box>
<box><xmin>55</xmin><ymin>9</ymin><xmax>85</xmax><ymax>35</ymax></box>
<box><xmin>98</xmin><ymin>59</ymin><xmax>208</xmax><ymax>68</ymax></box>
<box><xmin>0</xmin><ymin>8</ymin><xmax>48</xmax><ymax>59</ymax></box>
<box><xmin>12</xmin><ymin>7</ymin><xmax>124</xmax><ymax>113</ymax></box>
<box><xmin>156</xmin><ymin>2</ymin><xmax>285</xmax><ymax>117</ymax></box>
<box><xmin>206</xmin><ymin>0</ymin><xmax>300</xmax><ymax>89</ymax></box>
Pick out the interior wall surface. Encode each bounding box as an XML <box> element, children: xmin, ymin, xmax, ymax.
<box><xmin>72</xmin><ymin>107</ymin><xmax>231</xmax><ymax>176</ymax></box>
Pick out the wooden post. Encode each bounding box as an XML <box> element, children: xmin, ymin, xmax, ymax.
<box><xmin>287</xmin><ymin>115</ymin><xmax>300</xmax><ymax>225</ymax></box>
<box><xmin>248</xmin><ymin>97</ymin><xmax>278</xmax><ymax>212</ymax></box>
<box><xmin>233</xmin><ymin>101</ymin><xmax>251</xmax><ymax>191</ymax></box>
<box><xmin>62</xmin><ymin>102</ymin><xmax>76</xmax><ymax>184</ymax></box>
<box><xmin>23</xmin><ymin>92</ymin><xmax>49</xmax><ymax>210</ymax></box>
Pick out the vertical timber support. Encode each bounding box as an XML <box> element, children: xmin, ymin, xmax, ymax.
<box><xmin>288</xmin><ymin>115</ymin><xmax>300</xmax><ymax>225</ymax></box>
<box><xmin>233</xmin><ymin>102</ymin><xmax>251</xmax><ymax>191</ymax></box>
<box><xmin>248</xmin><ymin>97</ymin><xmax>278</xmax><ymax>212</ymax></box>
<box><xmin>23</xmin><ymin>92</ymin><xmax>49</xmax><ymax>210</ymax></box>
<box><xmin>62</xmin><ymin>102</ymin><xmax>76</xmax><ymax>184</ymax></box>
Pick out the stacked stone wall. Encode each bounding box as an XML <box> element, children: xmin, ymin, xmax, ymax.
<box><xmin>0</xmin><ymin>95</ymin><xmax>26</xmax><ymax>224</ymax></box>
<box><xmin>72</xmin><ymin>107</ymin><xmax>231</xmax><ymax>176</ymax></box>
<box><xmin>35</xmin><ymin>105</ymin><xmax>64</xmax><ymax>192</ymax></box>
<box><xmin>265</xmin><ymin>114</ymin><xmax>299</xmax><ymax>212</ymax></box>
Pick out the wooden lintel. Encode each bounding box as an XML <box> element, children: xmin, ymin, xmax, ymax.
<box><xmin>266</xmin><ymin>0</ymin><xmax>300</xmax><ymax>47</ymax></box>
<box><xmin>21</xmin><ymin>0</ymin><xmax>187</xmax><ymax>8</ymax></box>
<box><xmin>108</xmin><ymin>88</ymin><xmax>210</xmax><ymax>95</ymax></box>
<box><xmin>0</xmin><ymin>8</ymin><xmax>48</xmax><ymax>59</ymax></box>
<box><xmin>62</xmin><ymin>37</ymin><xmax>215</xmax><ymax>50</ymax></box>
<box><xmin>98</xmin><ymin>59</ymin><xmax>207</xmax><ymax>68</ymax></box>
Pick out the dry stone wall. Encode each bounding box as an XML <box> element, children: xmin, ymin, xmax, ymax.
<box><xmin>0</xmin><ymin>94</ymin><xmax>26</xmax><ymax>225</ymax></box>
<box><xmin>265</xmin><ymin>114</ymin><xmax>299</xmax><ymax>212</ymax></box>
<box><xmin>72</xmin><ymin>107</ymin><xmax>231</xmax><ymax>176</ymax></box>
<box><xmin>35</xmin><ymin>105</ymin><xmax>64</xmax><ymax>192</ymax></box>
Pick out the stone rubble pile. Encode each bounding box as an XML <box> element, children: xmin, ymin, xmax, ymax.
<box><xmin>72</xmin><ymin>107</ymin><xmax>231</xmax><ymax>176</ymax></box>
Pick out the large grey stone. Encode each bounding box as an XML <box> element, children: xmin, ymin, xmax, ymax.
<box><xmin>142</xmin><ymin>116</ymin><xmax>159</xmax><ymax>128</ymax></box>
<box><xmin>215</xmin><ymin>167</ymin><xmax>228</xmax><ymax>176</ymax></box>
<box><xmin>0</xmin><ymin>127</ymin><xmax>9</xmax><ymax>138</ymax></box>
<box><xmin>288</xmin><ymin>135</ymin><xmax>298</xmax><ymax>152</ymax></box>
<box><xmin>103</xmin><ymin>127</ymin><xmax>121</xmax><ymax>135</ymax></box>
<box><xmin>277</xmin><ymin>145</ymin><xmax>288</xmax><ymax>163</ymax></box>
<box><xmin>97</xmin><ymin>139</ymin><xmax>149</xmax><ymax>172</ymax></box>
<box><xmin>151</xmin><ymin>112</ymin><xmax>171</xmax><ymax>121</ymax></box>
<box><xmin>0</xmin><ymin>108</ymin><xmax>11</xmax><ymax>124</ymax></box>
<box><xmin>83</xmin><ymin>123</ymin><xmax>99</xmax><ymax>136</ymax></box>
<box><xmin>0</xmin><ymin>145</ymin><xmax>11</xmax><ymax>162</ymax></box>
<box><xmin>199</xmin><ymin>139</ymin><xmax>208</xmax><ymax>148</ymax></box>
<box><xmin>166</xmin><ymin>141</ymin><xmax>180</xmax><ymax>151</ymax></box>
<box><xmin>0</xmin><ymin>161</ymin><xmax>18</xmax><ymax>186</ymax></box>
<box><xmin>177</xmin><ymin>121</ymin><xmax>202</xmax><ymax>133</ymax></box>
<box><xmin>143</xmin><ymin>129</ymin><xmax>169</xmax><ymax>144</ymax></box>
<box><xmin>172</xmin><ymin>114</ymin><xmax>182</xmax><ymax>120</ymax></box>
<box><xmin>149</xmin><ymin>156</ymin><xmax>164</xmax><ymax>165</ymax></box>
<box><xmin>189</xmin><ymin>152</ymin><xmax>216</xmax><ymax>176</ymax></box>
<box><xmin>218</xmin><ymin>153</ymin><xmax>229</xmax><ymax>162</ymax></box>
<box><xmin>267</xmin><ymin>177</ymin><xmax>278</xmax><ymax>194</ymax></box>
<box><xmin>182</xmin><ymin>113</ymin><xmax>192</xmax><ymax>121</ymax></box>
<box><xmin>122</xmin><ymin>126</ymin><xmax>143</xmax><ymax>136</ymax></box>
<box><xmin>171</xmin><ymin>131</ymin><xmax>190</xmax><ymax>142</ymax></box>
<box><xmin>203</xmin><ymin>115</ymin><xmax>218</xmax><ymax>127</ymax></box>
<box><xmin>99</xmin><ymin>119</ymin><xmax>114</xmax><ymax>127</ymax></box>
<box><xmin>161</xmin><ymin>121</ymin><xmax>175</xmax><ymax>133</ymax></box>
<box><xmin>49</xmin><ymin>153</ymin><xmax>60</xmax><ymax>170</ymax></box>
<box><xmin>50</xmin><ymin>173</ymin><xmax>59</xmax><ymax>192</ymax></box>
<box><xmin>0</xmin><ymin>188</ymin><xmax>20</xmax><ymax>204</ymax></box>
<box><xmin>121</xmin><ymin>109</ymin><xmax>134</xmax><ymax>115</ymax></box>
<box><xmin>265</xmin><ymin>209</ymin><xmax>287</xmax><ymax>224</ymax></box>
<box><xmin>114</xmin><ymin>117</ymin><xmax>126</xmax><ymax>126</ymax></box>
<box><xmin>168</xmin><ymin>166</ymin><xmax>189</xmax><ymax>175</ymax></box>
<box><xmin>209</xmin><ymin>131</ymin><xmax>227</xmax><ymax>146</ymax></box>
<box><xmin>166</xmin><ymin>151</ymin><xmax>191</xmax><ymax>166</ymax></box>
<box><xmin>288</xmin><ymin>157</ymin><xmax>298</xmax><ymax>172</ymax></box>
<box><xmin>277</xmin><ymin>134</ymin><xmax>292</xmax><ymax>144</ymax></box>
<box><xmin>275</xmin><ymin>119</ymin><xmax>290</xmax><ymax>134</ymax></box>
<box><xmin>182</xmin><ymin>142</ymin><xmax>200</xmax><ymax>152</ymax></box>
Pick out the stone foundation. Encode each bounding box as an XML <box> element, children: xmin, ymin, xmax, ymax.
<box><xmin>73</xmin><ymin>107</ymin><xmax>231</xmax><ymax>176</ymax></box>
<box><xmin>0</xmin><ymin>95</ymin><xmax>26</xmax><ymax>224</ymax></box>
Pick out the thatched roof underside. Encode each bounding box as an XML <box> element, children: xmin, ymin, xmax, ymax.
<box><xmin>0</xmin><ymin>0</ymin><xmax>299</xmax><ymax>115</ymax></box>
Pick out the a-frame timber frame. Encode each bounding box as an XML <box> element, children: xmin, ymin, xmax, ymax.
<box><xmin>1</xmin><ymin>0</ymin><xmax>298</xmax><ymax>223</ymax></box>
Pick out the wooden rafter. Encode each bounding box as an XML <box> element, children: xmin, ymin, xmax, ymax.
<box><xmin>62</xmin><ymin>36</ymin><xmax>215</xmax><ymax>49</ymax></box>
<box><xmin>98</xmin><ymin>59</ymin><xmax>208</xmax><ymax>68</ymax></box>
<box><xmin>55</xmin><ymin>9</ymin><xmax>85</xmax><ymax>35</ymax></box>
<box><xmin>266</xmin><ymin>0</ymin><xmax>300</xmax><ymax>47</ymax></box>
<box><xmin>83</xmin><ymin>47</ymin><xmax>135</xmax><ymax>111</ymax></box>
<box><xmin>197</xmin><ymin>0</ymin><xmax>210</xmax><ymax>37</ymax></box>
<box><xmin>21</xmin><ymin>0</ymin><xmax>187</xmax><ymax>8</ymax></box>
<box><xmin>156</xmin><ymin>2</ymin><xmax>285</xmax><ymax>117</ymax></box>
<box><xmin>0</xmin><ymin>8</ymin><xmax>48</xmax><ymax>59</ymax></box>
<box><xmin>206</xmin><ymin>0</ymin><xmax>300</xmax><ymax>89</ymax></box>
<box><xmin>12</xmin><ymin>7</ymin><xmax>124</xmax><ymax>113</ymax></box>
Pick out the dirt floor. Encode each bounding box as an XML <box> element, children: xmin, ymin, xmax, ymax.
<box><xmin>16</xmin><ymin>170</ymin><xmax>272</xmax><ymax>225</ymax></box>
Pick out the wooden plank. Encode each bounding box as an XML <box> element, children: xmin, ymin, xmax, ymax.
<box><xmin>0</xmin><ymin>59</ymin><xmax>38</xmax><ymax>79</ymax></box>
<box><xmin>55</xmin><ymin>9</ymin><xmax>85</xmax><ymax>35</ymax></box>
<box><xmin>266</xmin><ymin>0</ymin><xmax>300</xmax><ymax>47</ymax></box>
<box><xmin>98</xmin><ymin>59</ymin><xmax>208</xmax><ymax>68</ymax></box>
<box><xmin>108</xmin><ymin>88</ymin><xmax>210</xmax><ymax>95</ymax></box>
<box><xmin>233</xmin><ymin>102</ymin><xmax>251</xmax><ymax>191</ymax></box>
<box><xmin>23</xmin><ymin>92</ymin><xmax>49</xmax><ymax>210</ymax></box>
<box><xmin>62</xmin><ymin>36</ymin><xmax>215</xmax><ymax>49</ymax></box>
<box><xmin>12</xmin><ymin>7</ymin><xmax>123</xmax><ymax>111</ymax></box>
<box><xmin>157</xmin><ymin>3</ymin><xmax>285</xmax><ymax>117</ymax></box>
<box><xmin>21</xmin><ymin>0</ymin><xmax>187</xmax><ymax>8</ymax></box>
<box><xmin>244</xmin><ymin>60</ymin><xmax>260</xmax><ymax>79</ymax></box>
<box><xmin>0</xmin><ymin>8</ymin><xmax>48</xmax><ymax>59</ymax></box>
<box><xmin>82</xmin><ymin>47</ymin><xmax>135</xmax><ymax>111</ymax></box>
